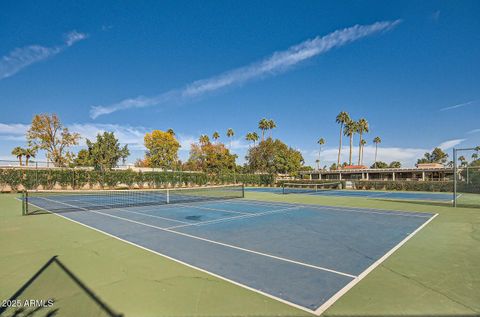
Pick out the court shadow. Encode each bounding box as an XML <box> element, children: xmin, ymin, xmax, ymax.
<box><xmin>0</xmin><ymin>256</ymin><xmax>122</xmax><ymax>317</ymax></box>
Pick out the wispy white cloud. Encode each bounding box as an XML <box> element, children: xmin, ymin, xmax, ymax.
<box><xmin>90</xmin><ymin>20</ymin><xmax>401</xmax><ymax>119</ymax></box>
<box><xmin>467</xmin><ymin>128</ymin><xmax>480</xmax><ymax>134</ymax></box>
<box><xmin>440</xmin><ymin>100</ymin><xmax>478</xmax><ymax>111</ymax></box>
<box><xmin>437</xmin><ymin>139</ymin><xmax>465</xmax><ymax>150</ymax></box>
<box><xmin>309</xmin><ymin>146</ymin><xmax>428</xmax><ymax>167</ymax></box>
<box><xmin>0</xmin><ymin>31</ymin><xmax>88</xmax><ymax>80</ymax></box>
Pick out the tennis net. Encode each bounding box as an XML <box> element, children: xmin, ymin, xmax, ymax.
<box><xmin>282</xmin><ymin>182</ymin><xmax>341</xmax><ymax>195</ymax></box>
<box><xmin>22</xmin><ymin>184</ymin><xmax>244</xmax><ymax>215</ymax></box>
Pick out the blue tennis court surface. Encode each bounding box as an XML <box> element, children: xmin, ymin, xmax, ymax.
<box><xmin>247</xmin><ymin>186</ymin><xmax>455</xmax><ymax>201</ymax></box>
<box><xmin>28</xmin><ymin>196</ymin><xmax>436</xmax><ymax>314</ymax></box>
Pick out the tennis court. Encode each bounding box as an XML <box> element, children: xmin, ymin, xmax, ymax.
<box><xmin>247</xmin><ymin>186</ymin><xmax>456</xmax><ymax>202</ymax></box>
<box><xmin>22</xmin><ymin>186</ymin><xmax>436</xmax><ymax>315</ymax></box>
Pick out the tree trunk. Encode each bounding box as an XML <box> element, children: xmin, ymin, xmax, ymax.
<box><xmin>358</xmin><ymin>133</ymin><xmax>363</xmax><ymax>165</ymax></box>
<box><xmin>18</xmin><ymin>157</ymin><xmax>23</xmax><ymax>166</ymax></box>
<box><xmin>26</xmin><ymin>156</ymin><xmax>29</xmax><ymax>166</ymax></box>
<box><xmin>337</xmin><ymin>124</ymin><xmax>342</xmax><ymax>166</ymax></box>
<box><xmin>374</xmin><ymin>144</ymin><xmax>378</xmax><ymax>168</ymax></box>
<box><xmin>261</xmin><ymin>130</ymin><xmax>265</xmax><ymax>142</ymax></box>
<box><xmin>349</xmin><ymin>135</ymin><xmax>353</xmax><ymax>165</ymax></box>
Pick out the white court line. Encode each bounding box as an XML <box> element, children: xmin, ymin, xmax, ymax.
<box><xmin>26</xmin><ymin>201</ymin><xmax>318</xmax><ymax>315</ymax></box>
<box><xmin>176</xmin><ymin>203</ymin><xmax>249</xmax><ymax>215</ymax></box>
<box><xmin>225</xmin><ymin>199</ymin><xmax>433</xmax><ymax>218</ymax></box>
<box><xmin>166</xmin><ymin>206</ymin><xmax>299</xmax><ymax>230</ymax></box>
<box><xmin>38</xmin><ymin>196</ymin><xmax>356</xmax><ymax>279</ymax></box>
<box><xmin>314</xmin><ymin>212</ymin><xmax>439</xmax><ymax>315</ymax></box>
<box><xmin>76</xmin><ymin>200</ymin><xmax>191</xmax><ymax>225</ymax></box>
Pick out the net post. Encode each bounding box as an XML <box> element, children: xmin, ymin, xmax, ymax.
<box><xmin>453</xmin><ymin>148</ymin><xmax>457</xmax><ymax>207</ymax></box>
<box><xmin>242</xmin><ymin>183</ymin><xmax>245</xmax><ymax>198</ymax></box>
<box><xmin>22</xmin><ymin>191</ymin><xmax>28</xmax><ymax>215</ymax></box>
<box><xmin>166</xmin><ymin>189</ymin><xmax>170</xmax><ymax>204</ymax></box>
<box><xmin>282</xmin><ymin>183</ymin><xmax>285</xmax><ymax>195</ymax></box>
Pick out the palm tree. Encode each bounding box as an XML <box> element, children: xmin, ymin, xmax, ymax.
<box><xmin>199</xmin><ymin>134</ymin><xmax>210</xmax><ymax>145</ymax></box>
<box><xmin>373</xmin><ymin>136</ymin><xmax>381</xmax><ymax>168</ymax></box>
<box><xmin>472</xmin><ymin>153</ymin><xmax>478</xmax><ymax>161</ymax></box>
<box><xmin>317</xmin><ymin>138</ymin><xmax>325</xmax><ymax>170</ymax></box>
<box><xmin>357</xmin><ymin>118</ymin><xmax>369</xmax><ymax>165</ymax></box>
<box><xmin>458</xmin><ymin>156</ymin><xmax>466</xmax><ymax>167</ymax></box>
<box><xmin>24</xmin><ymin>147</ymin><xmax>37</xmax><ymax>166</ymax></box>
<box><xmin>167</xmin><ymin>129</ymin><xmax>175</xmax><ymax>136</ymax></box>
<box><xmin>315</xmin><ymin>159</ymin><xmax>320</xmax><ymax>170</ymax></box>
<box><xmin>251</xmin><ymin>132</ymin><xmax>259</xmax><ymax>146</ymax></box>
<box><xmin>226</xmin><ymin>128</ymin><xmax>235</xmax><ymax>149</ymax></box>
<box><xmin>245</xmin><ymin>133</ymin><xmax>254</xmax><ymax>147</ymax></box>
<box><xmin>268</xmin><ymin>119</ymin><xmax>276</xmax><ymax>138</ymax></box>
<box><xmin>344</xmin><ymin>119</ymin><xmax>357</xmax><ymax>165</ymax></box>
<box><xmin>258</xmin><ymin>118</ymin><xmax>269</xmax><ymax>141</ymax></box>
<box><xmin>212</xmin><ymin>131</ymin><xmax>220</xmax><ymax>143</ymax></box>
<box><xmin>335</xmin><ymin>112</ymin><xmax>350</xmax><ymax>166</ymax></box>
<box><xmin>11</xmin><ymin>147</ymin><xmax>25</xmax><ymax>166</ymax></box>
<box><xmin>360</xmin><ymin>139</ymin><xmax>367</xmax><ymax>165</ymax></box>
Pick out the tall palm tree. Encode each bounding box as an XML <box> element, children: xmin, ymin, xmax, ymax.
<box><xmin>343</xmin><ymin>119</ymin><xmax>357</xmax><ymax>165</ymax></box>
<box><xmin>472</xmin><ymin>153</ymin><xmax>478</xmax><ymax>161</ymax></box>
<box><xmin>212</xmin><ymin>131</ymin><xmax>220</xmax><ymax>143</ymax></box>
<box><xmin>315</xmin><ymin>159</ymin><xmax>320</xmax><ymax>170</ymax></box>
<box><xmin>226</xmin><ymin>128</ymin><xmax>235</xmax><ymax>149</ymax></box>
<box><xmin>317</xmin><ymin>138</ymin><xmax>325</xmax><ymax>170</ymax></box>
<box><xmin>251</xmin><ymin>132</ymin><xmax>259</xmax><ymax>146</ymax></box>
<box><xmin>199</xmin><ymin>134</ymin><xmax>210</xmax><ymax>145</ymax></box>
<box><xmin>360</xmin><ymin>139</ymin><xmax>367</xmax><ymax>165</ymax></box>
<box><xmin>357</xmin><ymin>118</ymin><xmax>369</xmax><ymax>165</ymax></box>
<box><xmin>245</xmin><ymin>133</ymin><xmax>254</xmax><ymax>147</ymax></box>
<box><xmin>268</xmin><ymin>119</ymin><xmax>276</xmax><ymax>138</ymax></box>
<box><xmin>258</xmin><ymin>118</ymin><xmax>269</xmax><ymax>141</ymax></box>
<box><xmin>373</xmin><ymin>137</ymin><xmax>381</xmax><ymax>168</ymax></box>
<box><xmin>24</xmin><ymin>147</ymin><xmax>37</xmax><ymax>166</ymax></box>
<box><xmin>11</xmin><ymin>147</ymin><xmax>25</xmax><ymax>166</ymax></box>
<box><xmin>335</xmin><ymin>112</ymin><xmax>350</xmax><ymax>166</ymax></box>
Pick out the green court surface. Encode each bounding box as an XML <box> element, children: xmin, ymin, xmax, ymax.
<box><xmin>1</xmin><ymin>192</ymin><xmax>480</xmax><ymax>316</ymax></box>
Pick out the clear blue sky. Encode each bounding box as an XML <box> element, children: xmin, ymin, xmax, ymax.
<box><xmin>1</xmin><ymin>1</ymin><xmax>479</xmax><ymax>167</ymax></box>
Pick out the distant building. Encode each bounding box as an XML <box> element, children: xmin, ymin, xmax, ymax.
<box><xmin>300</xmin><ymin>166</ymin><xmax>453</xmax><ymax>181</ymax></box>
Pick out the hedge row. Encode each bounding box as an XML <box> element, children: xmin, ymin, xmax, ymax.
<box><xmin>0</xmin><ymin>169</ymin><xmax>274</xmax><ymax>192</ymax></box>
<box><xmin>352</xmin><ymin>180</ymin><xmax>454</xmax><ymax>192</ymax></box>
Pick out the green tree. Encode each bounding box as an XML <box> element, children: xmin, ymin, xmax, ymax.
<box><xmin>417</xmin><ymin>147</ymin><xmax>449</xmax><ymax>165</ymax></box>
<box><xmin>458</xmin><ymin>156</ymin><xmax>467</xmax><ymax>167</ymax></box>
<box><xmin>246</xmin><ymin>138</ymin><xmax>304</xmax><ymax>174</ymax></box>
<box><xmin>86</xmin><ymin>132</ymin><xmax>130</xmax><ymax>171</ymax></box>
<box><xmin>226</xmin><ymin>128</ymin><xmax>235</xmax><ymax>149</ymax></box>
<box><xmin>212</xmin><ymin>131</ymin><xmax>220</xmax><ymax>143</ymax></box>
<box><xmin>329</xmin><ymin>163</ymin><xmax>338</xmax><ymax>170</ymax></box>
<box><xmin>258</xmin><ymin>118</ymin><xmax>269</xmax><ymax>142</ymax></box>
<box><xmin>357</xmin><ymin>118</ymin><xmax>369</xmax><ymax>165</ymax></box>
<box><xmin>185</xmin><ymin>140</ymin><xmax>237</xmax><ymax>173</ymax></box>
<box><xmin>199</xmin><ymin>134</ymin><xmax>210</xmax><ymax>145</ymax></box>
<box><xmin>360</xmin><ymin>139</ymin><xmax>367</xmax><ymax>165</ymax></box>
<box><xmin>389</xmin><ymin>161</ymin><xmax>401</xmax><ymax>168</ymax></box>
<box><xmin>268</xmin><ymin>119</ymin><xmax>277</xmax><ymax>138</ymax></box>
<box><xmin>373</xmin><ymin>136</ymin><xmax>381</xmax><ymax>168</ymax></box>
<box><xmin>317</xmin><ymin>138</ymin><xmax>325</xmax><ymax>170</ymax></box>
<box><xmin>144</xmin><ymin>130</ymin><xmax>180</xmax><ymax>169</ymax></box>
<box><xmin>11</xmin><ymin>147</ymin><xmax>25</xmax><ymax>166</ymax></box>
<box><xmin>370</xmin><ymin>161</ymin><xmax>388</xmax><ymax>169</ymax></box>
<box><xmin>343</xmin><ymin>119</ymin><xmax>357</xmax><ymax>165</ymax></box>
<box><xmin>167</xmin><ymin>129</ymin><xmax>175</xmax><ymax>136</ymax></box>
<box><xmin>27</xmin><ymin>114</ymin><xmax>80</xmax><ymax>166</ymax></box>
<box><xmin>335</xmin><ymin>111</ymin><xmax>350</xmax><ymax>166</ymax></box>
<box><xmin>74</xmin><ymin>149</ymin><xmax>93</xmax><ymax>167</ymax></box>
<box><xmin>24</xmin><ymin>147</ymin><xmax>37</xmax><ymax>166</ymax></box>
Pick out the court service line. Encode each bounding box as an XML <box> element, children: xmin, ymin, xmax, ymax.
<box><xmin>74</xmin><ymin>200</ymin><xmax>191</xmax><ymax>224</ymax></box>
<box><xmin>166</xmin><ymin>206</ymin><xmax>299</xmax><ymax>230</ymax></box>
<box><xmin>313</xmin><ymin>212</ymin><xmax>439</xmax><ymax>315</ymax></box>
<box><xmin>38</xmin><ymin>197</ymin><xmax>357</xmax><ymax>279</ymax></box>
<box><xmin>225</xmin><ymin>199</ymin><xmax>432</xmax><ymax>218</ymax></box>
<box><xmin>176</xmin><ymin>203</ymin><xmax>250</xmax><ymax>215</ymax></box>
<box><xmin>34</xmin><ymin>204</ymin><xmax>319</xmax><ymax>315</ymax></box>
